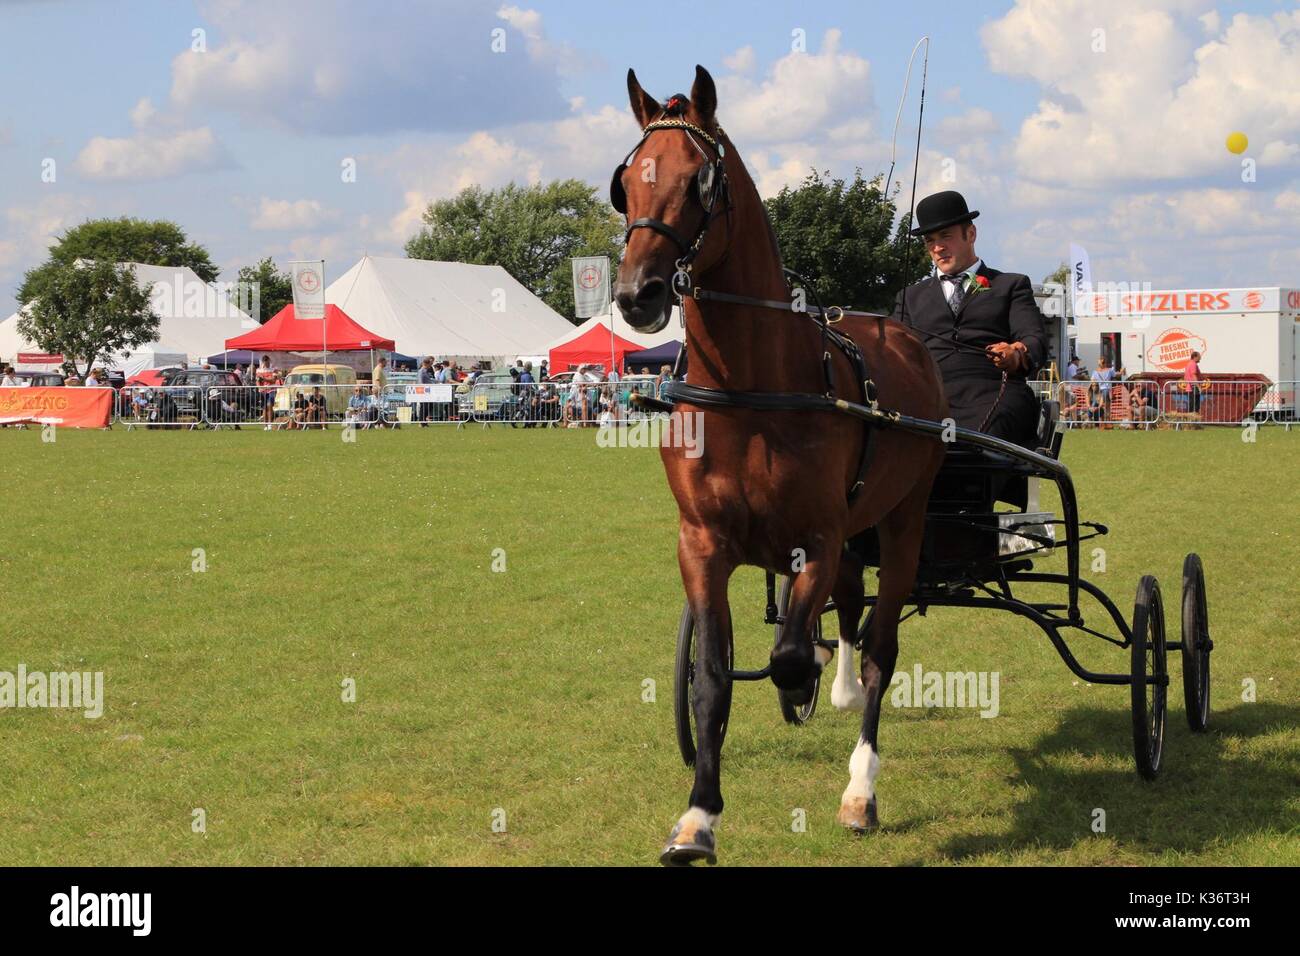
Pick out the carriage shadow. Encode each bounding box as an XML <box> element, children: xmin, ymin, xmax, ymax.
<box><xmin>924</xmin><ymin>701</ymin><xmax>1299</xmax><ymax>862</ymax></box>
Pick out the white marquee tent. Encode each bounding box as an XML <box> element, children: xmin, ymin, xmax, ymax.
<box><xmin>544</xmin><ymin>301</ymin><xmax>683</xmax><ymax>357</ymax></box>
<box><xmin>324</xmin><ymin>255</ymin><xmax>575</xmax><ymax>361</ymax></box>
<box><xmin>0</xmin><ymin>262</ymin><xmax>257</xmax><ymax>375</ymax></box>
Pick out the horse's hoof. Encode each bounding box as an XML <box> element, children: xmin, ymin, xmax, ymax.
<box><xmin>660</xmin><ymin>819</ymin><xmax>717</xmax><ymax>866</ymax></box>
<box><xmin>769</xmin><ymin>647</ymin><xmax>814</xmax><ymax>691</ymax></box>
<box><xmin>837</xmin><ymin>796</ymin><xmax>879</xmax><ymax>834</ymax></box>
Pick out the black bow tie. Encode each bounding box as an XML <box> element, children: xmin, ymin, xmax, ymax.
<box><xmin>941</xmin><ymin>272</ymin><xmax>966</xmax><ymax>282</ymax></box>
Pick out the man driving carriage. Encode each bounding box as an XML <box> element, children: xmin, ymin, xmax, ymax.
<box><xmin>890</xmin><ymin>190</ymin><xmax>1049</xmax><ymax>449</ymax></box>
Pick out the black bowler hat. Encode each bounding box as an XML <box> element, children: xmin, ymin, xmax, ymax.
<box><xmin>909</xmin><ymin>190</ymin><xmax>980</xmax><ymax>237</ymax></box>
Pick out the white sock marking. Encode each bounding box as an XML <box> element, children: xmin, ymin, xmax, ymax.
<box><xmin>841</xmin><ymin>736</ymin><xmax>879</xmax><ymax>803</ymax></box>
<box><xmin>831</xmin><ymin>638</ymin><xmax>866</xmax><ymax>711</ymax></box>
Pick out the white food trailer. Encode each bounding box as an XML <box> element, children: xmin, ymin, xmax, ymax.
<box><xmin>1070</xmin><ymin>287</ymin><xmax>1300</xmax><ymax>416</ymax></box>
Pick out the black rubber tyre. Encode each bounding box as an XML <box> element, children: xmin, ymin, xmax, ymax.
<box><xmin>673</xmin><ymin>602</ymin><xmax>733</xmax><ymax>767</ymax></box>
<box><xmin>1180</xmin><ymin>553</ymin><xmax>1212</xmax><ymax>732</ymax></box>
<box><xmin>773</xmin><ymin>576</ymin><xmax>822</xmax><ymax>725</ymax></box>
<box><xmin>1130</xmin><ymin>575</ymin><xmax>1168</xmax><ymax>780</ymax></box>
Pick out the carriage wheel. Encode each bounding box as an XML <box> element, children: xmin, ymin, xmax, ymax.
<box><xmin>773</xmin><ymin>576</ymin><xmax>822</xmax><ymax>725</ymax></box>
<box><xmin>1180</xmin><ymin>553</ymin><xmax>1212</xmax><ymax>732</ymax></box>
<box><xmin>1130</xmin><ymin>575</ymin><xmax>1168</xmax><ymax>780</ymax></box>
<box><xmin>673</xmin><ymin>602</ymin><xmax>733</xmax><ymax>767</ymax></box>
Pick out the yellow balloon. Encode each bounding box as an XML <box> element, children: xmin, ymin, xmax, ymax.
<box><xmin>1226</xmin><ymin>131</ymin><xmax>1248</xmax><ymax>154</ymax></box>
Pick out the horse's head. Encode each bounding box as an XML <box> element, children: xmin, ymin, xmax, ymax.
<box><xmin>612</xmin><ymin>65</ymin><xmax>728</xmax><ymax>333</ymax></box>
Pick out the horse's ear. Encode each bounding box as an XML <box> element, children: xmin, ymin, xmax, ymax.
<box><xmin>627</xmin><ymin>69</ymin><xmax>660</xmax><ymax>128</ymax></box>
<box><xmin>690</xmin><ymin>65</ymin><xmax>717</xmax><ymax>124</ymax></box>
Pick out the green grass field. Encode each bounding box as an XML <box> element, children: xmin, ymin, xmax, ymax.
<box><xmin>0</xmin><ymin>425</ymin><xmax>1296</xmax><ymax>866</ymax></box>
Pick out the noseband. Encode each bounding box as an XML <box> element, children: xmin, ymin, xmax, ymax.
<box><xmin>610</xmin><ymin>111</ymin><xmax>730</xmax><ymax>284</ymax></box>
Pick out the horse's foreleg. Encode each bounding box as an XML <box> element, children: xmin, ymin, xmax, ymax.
<box><xmin>830</xmin><ymin>546</ymin><xmax>867</xmax><ymax>711</ymax></box>
<box><xmin>662</xmin><ymin>535</ymin><xmax>735</xmax><ymax>866</ymax></box>
<box><xmin>839</xmin><ymin>485</ymin><xmax>928</xmax><ymax>833</ymax></box>
<box><xmin>769</xmin><ymin>542</ymin><xmax>841</xmax><ymax>694</ymax></box>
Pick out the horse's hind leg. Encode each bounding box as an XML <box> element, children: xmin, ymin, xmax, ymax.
<box><xmin>830</xmin><ymin>546</ymin><xmax>867</xmax><ymax>711</ymax></box>
<box><xmin>838</xmin><ymin>482</ymin><xmax>928</xmax><ymax>832</ymax></box>
<box><xmin>661</xmin><ymin>532</ymin><xmax>735</xmax><ymax>866</ymax></box>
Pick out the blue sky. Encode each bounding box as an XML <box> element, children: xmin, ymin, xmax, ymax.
<box><xmin>1</xmin><ymin>0</ymin><xmax>1298</xmax><ymax>310</ymax></box>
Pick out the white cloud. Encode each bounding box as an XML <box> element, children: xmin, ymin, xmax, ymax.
<box><xmin>74</xmin><ymin>127</ymin><xmax>231</xmax><ymax>181</ymax></box>
<box><xmin>983</xmin><ymin>2</ymin><xmax>1300</xmax><ymax>186</ymax></box>
<box><xmin>715</xmin><ymin>29</ymin><xmax>873</xmax><ymax>146</ymax></box>
<box><xmin>724</xmin><ymin>46</ymin><xmax>756</xmax><ymax>74</ymax></box>
<box><xmin>249</xmin><ymin>198</ymin><xmax>338</xmax><ymax>231</ymax></box>
<box><xmin>0</xmin><ymin>194</ymin><xmax>97</xmax><ymax>303</ymax></box>
<box><xmin>167</xmin><ymin>0</ymin><xmax>570</xmax><ymax>135</ymax></box>
<box><xmin>129</xmin><ymin>97</ymin><xmax>157</xmax><ymax>129</ymax></box>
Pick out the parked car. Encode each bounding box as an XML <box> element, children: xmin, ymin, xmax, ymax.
<box><xmin>456</xmin><ymin>370</ymin><xmax>522</xmax><ymax>421</ymax></box>
<box><xmin>155</xmin><ymin>368</ymin><xmax>248</xmax><ymax>422</ymax></box>
<box><xmin>275</xmin><ymin>364</ymin><xmax>358</xmax><ymax>417</ymax></box>
<box><xmin>13</xmin><ymin>371</ymin><xmax>64</xmax><ymax>387</ymax></box>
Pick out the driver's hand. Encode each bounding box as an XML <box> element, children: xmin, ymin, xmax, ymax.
<box><xmin>987</xmin><ymin>341</ymin><xmax>1027</xmax><ymax>372</ymax></box>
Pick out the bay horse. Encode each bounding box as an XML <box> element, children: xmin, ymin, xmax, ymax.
<box><xmin>611</xmin><ymin>65</ymin><xmax>948</xmax><ymax>865</ymax></box>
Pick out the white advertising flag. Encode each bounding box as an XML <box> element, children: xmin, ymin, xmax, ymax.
<box><xmin>289</xmin><ymin>260</ymin><xmax>326</xmax><ymax>320</ymax></box>
<box><xmin>572</xmin><ymin>256</ymin><xmax>610</xmax><ymax>319</ymax></box>
<box><xmin>1068</xmin><ymin>243</ymin><xmax>1093</xmax><ymax>302</ymax></box>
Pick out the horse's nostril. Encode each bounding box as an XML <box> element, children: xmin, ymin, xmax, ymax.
<box><xmin>636</xmin><ymin>278</ymin><xmax>666</xmax><ymax>306</ymax></box>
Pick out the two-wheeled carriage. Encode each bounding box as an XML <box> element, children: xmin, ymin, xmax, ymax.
<box><xmin>670</xmin><ymin>398</ymin><xmax>1214</xmax><ymax>779</ymax></box>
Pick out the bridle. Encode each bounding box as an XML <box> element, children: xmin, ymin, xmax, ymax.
<box><xmin>610</xmin><ymin>105</ymin><xmax>730</xmax><ymax>286</ymax></box>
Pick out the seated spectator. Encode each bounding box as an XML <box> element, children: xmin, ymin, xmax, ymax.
<box><xmin>345</xmin><ymin>386</ymin><xmax>370</xmax><ymax>424</ymax></box>
<box><xmin>206</xmin><ymin>387</ymin><xmax>243</xmax><ymax>428</ymax></box>
<box><xmin>1130</xmin><ymin>386</ymin><xmax>1157</xmax><ymax>426</ymax></box>
<box><xmin>1086</xmin><ymin>383</ymin><xmax>1106</xmax><ymax>424</ymax></box>
<box><xmin>0</xmin><ymin>366</ymin><xmax>20</xmax><ymax>387</ymax></box>
<box><xmin>306</xmin><ymin>386</ymin><xmax>328</xmax><ymax>425</ymax></box>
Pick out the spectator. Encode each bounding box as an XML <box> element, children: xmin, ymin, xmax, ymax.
<box><xmin>372</xmin><ymin>356</ymin><xmax>389</xmax><ymax>396</ymax></box>
<box><xmin>345</xmin><ymin>385</ymin><xmax>368</xmax><ymax>425</ymax></box>
<box><xmin>307</xmin><ymin>386</ymin><xmax>328</xmax><ymax>426</ymax></box>
<box><xmin>1130</xmin><ymin>384</ymin><xmax>1158</xmax><ymax>427</ymax></box>
<box><xmin>256</xmin><ymin>356</ymin><xmax>279</xmax><ymax>430</ymax></box>
<box><xmin>85</xmin><ymin>369</ymin><xmax>99</xmax><ymax>386</ymax></box>
<box><xmin>64</xmin><ymin>372</ymin><xmax>82</xmax><ymax>386</ymax></box>
<box><xmin>1065</xmin><ymin>355</ymin><xmax>1079</xmax><ymax>381</ymax></box>
<box><xmin>1090</xmin><ymin>356</ymin><xmax>1115</xmax><ymax>398</ymax></box>
<box><xmin>1</xmin><ymin>366</ymin><xmax>20</xmax><ymax>387</ymax></box>
<box><xmin>1086</xmin><ymin>383</ymin><xmax>1106</xmax><ymax>424</ymax></box>
<box><xmin>539</xmin><ymin>359</ymin><xmax>549</xmax><ymax>380</ymax></box>
<box><xmin>1184</xmin><ymin>350</ymin><xmax>1204</xmax><ymax>414</ymax></box>
<box><xmin>417</xmin><ymin>357</ymin><xmax>436</xmax><ymax>425</ymax></box>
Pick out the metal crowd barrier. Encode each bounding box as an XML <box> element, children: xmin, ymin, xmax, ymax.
<box><xmin>87</xmin><ymin>379</ymin><xmax>1300</xmax><ymax>430</ymax></box>
<box><xmin>463</xmin><ymin>379</ymin><xmax>669</xmax><ymax>427</ymax></box>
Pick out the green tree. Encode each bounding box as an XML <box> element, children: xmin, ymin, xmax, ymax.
<box><xmin>1044</xmin><ymin>262</ymin><xmax>1070</xmax><ymax>287</ymax></box>
<box><xmin>16</xmin><ymin>217</ymin><xmax>218</xmax><ymax>309</ymax></box>
<box><xmin>16</xmin><ymin>260</ymin><xmax>159</xmax><ymax>377</ymax></box>
<box><xmin>764</xmin><ymin>169</ymin><xmax>930</xmax><ymax>314</ymax></box>
<box><xmin>235</xmin><ymin>257</ymin><xmax>294</xmax><ymax>323</ymax></box>
<box><xmin>404</xmin><ymin>180</ymin><xmax>624</xmax><ymax>321</ymax></box>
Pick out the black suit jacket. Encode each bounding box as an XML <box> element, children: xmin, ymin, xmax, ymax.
<box><xmin>889</xmin><ymin>263</ymin><xmax>1049</xmax><ymax>440</ymax></box>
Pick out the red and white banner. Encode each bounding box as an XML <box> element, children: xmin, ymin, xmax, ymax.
<box><xmin>16</xmin><ymin>352</ymin><xmax>64</xmax><ymax>366</ymax></box>
<box><xmin>1076</xmin><ymin>287</ymin><xmax>1291</xmax><ymax>316</ymax></box>
<box><xmin>0</xmin><ymin>387</ymin><xmax>112</xmax><ymax>427</ymax></box>
<box><xmin>288</xmin><ymin>260</ymin><xmax>326</xmax><ymax>320</ymax></box>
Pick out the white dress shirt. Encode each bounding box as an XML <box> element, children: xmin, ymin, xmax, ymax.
<box><xmin>938</xmin><ymin>258</ymin><xmax>984</xmax><ymax>306</ymax></box>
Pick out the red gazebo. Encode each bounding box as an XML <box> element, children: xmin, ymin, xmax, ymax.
<box><xmin>225</xmin><ymin>304</ymin><xmax>395</xmax><ymax>352</ymax></box>
<box><xmin>548</xmin><ymin>322</ymin><xmax>643</xmax><ymax>375</ymax></box>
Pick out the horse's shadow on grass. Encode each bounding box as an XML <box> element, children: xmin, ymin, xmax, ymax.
<box><xmin>926</xmin><ymin>701</ymin><xmax>1300</xmax><ymax>862</ymax></box>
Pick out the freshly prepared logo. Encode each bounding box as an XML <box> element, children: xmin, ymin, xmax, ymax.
<box><xmin>1146</xmin><ymin>327</ymin><xmax>1207</xmax><ymax>372</ymax></box>
<box><xmin>1288</xmin><ymin>290</ymin><xmax>1300</xmax><ymax>310</ymax></box>
<box><xmin>578</xmin><ymin>265</ymin><xmax>603</xmax><ymax>290</ymax></box>
<box><xmin>1243</xmin><ymin>290</ymin><xmax>1264</xmax><ymax>309</ymax></box>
